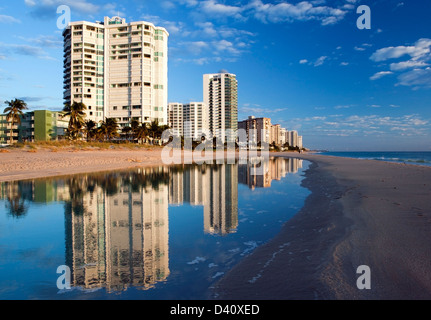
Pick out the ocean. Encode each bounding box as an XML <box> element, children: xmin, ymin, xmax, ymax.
<box><xmin>318</xmin><ymin>151</ymin><xmax>431</xmax><ymax>167</ymax></box>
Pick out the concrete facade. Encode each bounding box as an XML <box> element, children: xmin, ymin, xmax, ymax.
<box><xmin>63</xmin><ymin>16</ymin><xmax>169</xmax><ymax>128</ymax></box>
<box><xmin>203</xmin><ymin>72</ymin><xmax>238</xmax><ymax>143</ymax></box>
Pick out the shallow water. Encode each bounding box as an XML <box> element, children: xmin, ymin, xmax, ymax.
<box><xmin>319</xmin><ymin>151</ymin><xmax>431</xmax><ymax>167</ymax></box>
<box><xmin>0</xmin><ymin>157</ymin><xmax>310</xmax><ymax>300</ymax></box>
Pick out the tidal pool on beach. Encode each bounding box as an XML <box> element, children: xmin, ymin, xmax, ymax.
<box><xmin>0</xmin><ymin>157</ymin><xmax>310</xmax><ymax>299</ymax></box>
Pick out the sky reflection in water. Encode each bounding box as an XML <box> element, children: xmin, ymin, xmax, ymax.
<box><xmin>0</xmin><ymin>157</ymin><xmax>309</xmax><ymax>299</ymax></box>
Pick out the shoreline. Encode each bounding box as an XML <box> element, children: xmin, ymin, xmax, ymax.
<box><xmin>2</xmin><ymin>149</ymin><xmax>431</xmax><ymax>299</ymax></box>
<box><xmin>212</xmin><ymin>153</ymin><xmax>431</xmax><ymax>299</ymax></box>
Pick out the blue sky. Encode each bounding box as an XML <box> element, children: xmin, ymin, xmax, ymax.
<box><xmin>0</xmin><ymin>0</ymin><xmax>430</xmax><ymax>151</ymax></box>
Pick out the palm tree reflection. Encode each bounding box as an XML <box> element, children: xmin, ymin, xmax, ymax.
<box><xmin>2</xmin><ymin>181</ymin><xmax>30</xmax><ymax>218</ymax></box>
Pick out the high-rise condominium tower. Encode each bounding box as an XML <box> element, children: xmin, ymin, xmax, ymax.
<box><xmin>168</xmin><ymin>102</ymin><xmax>209</xmax><ymax>140</ymax></box>
<box><xmin>203</xmin><ymin>72</ymin><xmax>238</xmax><ymax>143</ymax></box>
<box><xmin>63</xmin><ymin>16</ymin><xmax>169</xmax><ymax>127</ymax></box>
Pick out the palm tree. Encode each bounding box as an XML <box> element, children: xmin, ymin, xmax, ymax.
<box><xmin>130</xmin><ymin>119</ymin><xmax>140</xmax><ymax>132</ymax></box>
<box><xmin>3</xmin><ymin>99</ymin><xmax>28</xmax><ymax>144</ymax></box>
<box><xmin>121</xmin><ymin>126</ymin><xmax>132</xmax><ymax>141</ymax></box>
<box><xmin>84</xmin><ymin>120</ymin><xmax>97</xmax><ymax>141</ymax></box>
<box><xmin>130</xmin><ymin>119</ymin><xmax>140</xmax><ymax>141</ymax></box>
<box><xmin>99</xmin><ymin>118</ymin><xmax>119</xmax><ymax>141</ymax></box>
<box><xmin>148</xmin><ymin>120</ymin><xmax>160</xmax><ymax>140</ymax></box>
<box><xmin>147</xmin><ymin>120</ymin><xmax>168</xmax><ymax>144</ymax></box>
<box><xmin>62</xmin><ymin>101</ymin><xmax>87</xmax><ymax>140</ymax></box>
<box><xmin>135</xmin><ymin>124</ymin><xmax>148</xmax><ymax>144</ymax></box>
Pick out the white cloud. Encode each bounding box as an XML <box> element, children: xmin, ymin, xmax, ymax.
<box><xmin>213</xmin><ymin>39</ymin><xmax>241</xmax><ymax>55</ymax></box>
<box><xmin>0</xmin><ymin>39</ymin><xmax>59</xmax><ymax>61</ymax></box>
<box><xmin>0</xmin><ymin>15</ymin><xmax>21</xmax><ymax>23</ymax></box>
<box><xmin>0</xmin><ymin>42</ymin><xmax>44</xmax><ymax>56</ymax></box>
<box><xmin>370</xmin><ymin>38</ymin><xmax>431</xmax><ymax>88</ymax></box>
<box><xmin>179</xmin><ymin>41</ymin><xmax>210</xmax><ymax>55</ymax></box>
<box><xmin>103</xmin><ymin>3</ymin><xmax>126</xmax><ymax>18</ymax></box>
<box><xmin>390</xmin><ymin>60</ymin><xmax>429</xmax><ymax>71</ymax></box>
<box><xmin>240</xmin><ymin>105</ymin><xmax>287</xmax><ymax>115</ymax></box>
<box><xmin>18</xmin><ymin>35</ymin><xmax>63</xmax><ymax>48</ymax></box>
<box><xmin>25</xmin><ymin>0</ymin><xmax>99</xmax><ymax>16</ymax></box>
<box><xmin>314</xmin><ymin>55</ymin><xmax>327</xmax><ymax>66</ymax></box>
<box><xmin>304</xmin><ymin>116</ymin><xmax>326</xmax><ymax>121</ymax></box>
<box><xmin>284</xmin><ymin>112</ymin><xmax>430</xmax><ymax>141</ymax></box>
<box><xmin>161</xmin><ymin>1</ymin><xmax>176</xmax><ymax>10</ymax></box>
<box><xmin>166</xmin><ymin>15</ymin><xmax>256</xmax><ymax>64</ymax></box>
<box><xmin>299</xmin><ymin>59</ymin><xmax>308</xmax><ymax>64</ymax></box>
<box><xmin>370</xmin><ymin>71</ymin><xmax>393</xmax><ymax>80</ymax></box>
<box><xmin>370</xmin><ymin>38</ymin><xmax>431</xmax><ymax>62</ymax></box>
<box><xmin>200</xmin><ymin>0</ymin><xmax>244</xmax><ymax>19</ymax></box>
<box><xmin>175</xmin><ymin>0</ymin><xmax>355</xmax><ymax>26</ymax></box>
<box><xmin>397</xmin><ymin>68</ymin><xmax>431</xmax><ymax>89</ymax></box>
<box><xmin>141</xmin><ymin>14</ymin><xmax>188</xmax><ymax>36</ymax></box>
<box><xmin>249</xmin><ymin>0</ymin><xmax>348</xmax><ymax>25</ymax></box>
<box><xmin>354</xmin><ymin>43</ymin><xmax>372</xmax><ymax>51</ymax></box>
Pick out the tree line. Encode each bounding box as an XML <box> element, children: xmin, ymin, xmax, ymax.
<box><xmin>1</xmin><ymin>99</ymin><xmax>168</xmax><ymax>144</ymax></box>
<box><xmin>63</xmin><ymin>101</ymin><xmax>169</xmax><ymax>143</ymax></box>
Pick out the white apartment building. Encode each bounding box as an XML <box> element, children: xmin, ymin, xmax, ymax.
<box><xmin>288</xmin><ymin>130</ymin><xmax>298</xmax><ymax>148</ymax></box>
<box><xmin>203</xmin><ymin>72</ymin><xmax>238</xmax><ymax>143</ymax></box>
<box><xmin>183</xmin><ymin>102</ymin><xmax>208</xmax><ymax>140</ymax></box>
<box><xmin>280</xmin><ymin>127</ymin><xmax>287</xmax><ymax>146</ymax></box>
<box><xmin>298</xmin><ymin>135</ymin><xmax>303</xmax><ymax>149</ymax></box>
<box><xmin>63</xmin><ymin>16</ymin><xmax>169</xmax><ymax>127</ymax></box>
<box><xmin>167</xmin><ymin>103</ymin><xmax>183</xmax><ymax>136</ymax></box>
<box><xmin>167</xmin><ymin>102</ymin><xmax>208</xmax><ymax>140</ymax></box>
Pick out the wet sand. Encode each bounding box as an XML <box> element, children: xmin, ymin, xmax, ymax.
<box><xmin>212</xmin><ymin>153</ymin><xmax>431</xmax><ymax>300</ymax></box>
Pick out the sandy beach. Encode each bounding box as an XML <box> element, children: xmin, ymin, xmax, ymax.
<box><xmin>1</xmin><ymin>148</ymin><xmax>431</xmax><ymax>299</ymax></box>
<box><xmin>0</xmin><ymin>148</ymin><xmax>165</xmax><ymax>182</ymax></box>
<box><xmin>213</xmin><ymin>152</ymin><xmax>431</xmax><ymax>300</ymax></box>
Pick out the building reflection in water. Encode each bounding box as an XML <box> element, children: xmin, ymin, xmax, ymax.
<box><xmin>64</xmin><ymin>167</ymin><xmax>170</xmax><ymax>292</ymax></box>
<box><xmin>0</xmin><ymin>157</ymin><xmax>302</xmax><ymax>292</ymax></box>
<box><xmin>238</xmin><ymin>156</ymin><xmax>303</xmax><ymax>190</ymax></box>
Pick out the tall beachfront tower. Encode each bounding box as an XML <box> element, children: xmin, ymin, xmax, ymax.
<box><xmin>203</xmin><ymin>72</ymin><xmax>238</xmax><ymax>143</ymax></box>
<box><xmin>63</xmin><ymin>16</ymin><xmax>169</xmax><ymax>127</ymax></box>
